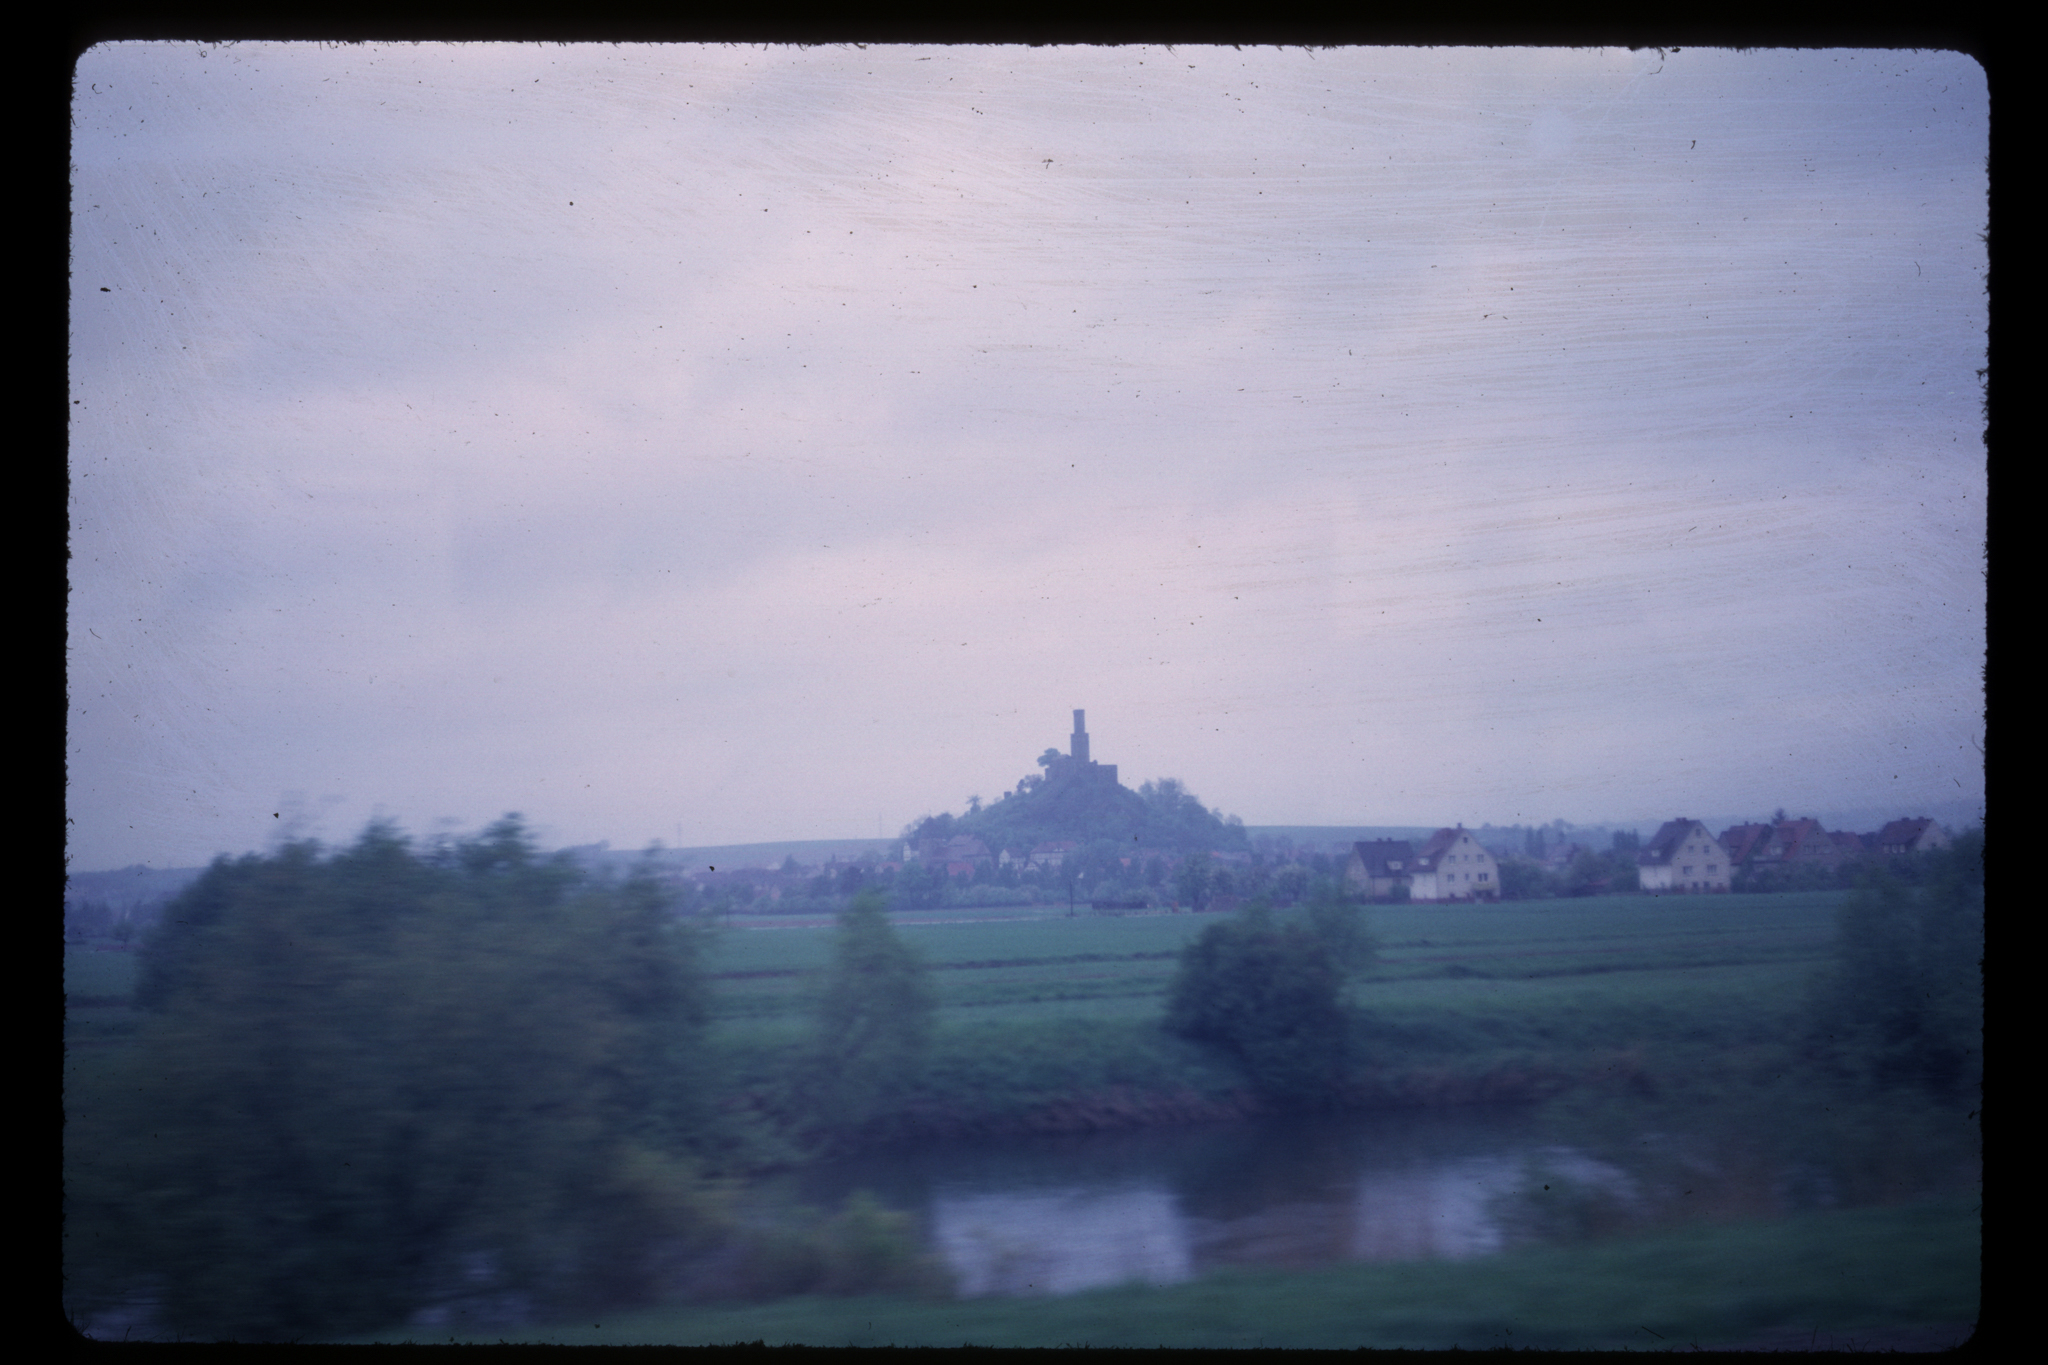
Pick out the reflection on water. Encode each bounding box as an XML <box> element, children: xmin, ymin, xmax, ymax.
<box><xmin>1346</xmin><ymin>1158</ymin><xmax>1519</xmax><ymax>1261</ymax></box>
<box><xmin>925</xmin><ymin>1147</ymin><xmax>1641</xmax><ymax>1294</ymax></box>
<box><xmin>935</xmin><ymin>1187</ymin><xmax>1190</xmax><ymax>1295</ymax></box>
<box><xmin>785</xmin><ymin>1104</ymin><xmax>1956</xmax><ymax>1299</ymax></box>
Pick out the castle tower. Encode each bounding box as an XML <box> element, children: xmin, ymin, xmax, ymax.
<box><xmin>1071</xmin><ymin>709</ymin><xmax>1090</xmax><ymax>764</ymax></box>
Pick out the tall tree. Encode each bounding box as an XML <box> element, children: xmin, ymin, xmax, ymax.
<box><xmin>1806</xmin><ymin>828</ymin><xmax>1983</xmax><ymax>1099</ymax></box>
<box><xmin>804</xmin><ymin>890</ymin><xmax>936</xmax><ymax>1136</ymax></box>
<box><xmin>74</xmin><ymin>818</ymin><xmax>713</xmax><ymax>1339</ymax></box>
<box><xmin>1163</xmin><ymin>905</ymin><xmax>1355</xmax><ymax>1105</ymax></box>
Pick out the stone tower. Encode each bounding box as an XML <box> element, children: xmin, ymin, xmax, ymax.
<box><xmin>1071</xmin><ymin>709</ymin><xmax>1090</xmax><ymax>764</ymax></box>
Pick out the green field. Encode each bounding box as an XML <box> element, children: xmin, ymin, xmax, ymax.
<box><xmin>64</xmin><ymin>944</ymin><xmax>142</xmax><ymax>1001</ymax></box>
<box><xmin>69</xmin><ymin>894</ymin><xmax>1847</xmax><ymax>1127</ymax></box>
<box><xmin>679</xmin><ymin>891</ymin><xmax>1851</xmax><ymax>1138</ymax></box>
<box><xmin>63</xmin><ymin>947</ymin><xmax>146</xmax><ymax>1052</ymax></box>
<box><xmin>347</xmin><ymin>1195</ymin><xmax>1978</xmax><ymax>1349</ymax></box>
<box><xmin>709</xmin><ymin>891</ymin><xmax>1841</xmax><ymax>1017</ymax></box>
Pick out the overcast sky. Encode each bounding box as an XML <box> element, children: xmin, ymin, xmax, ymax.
<box><xmin>69</xmin><ymin>43</ymin><xmax>1986</xmax><ymax>871</ymax></box>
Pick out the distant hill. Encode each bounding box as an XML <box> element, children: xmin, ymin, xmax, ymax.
<box><xmin>64</xmin><ymin>863</ymin><xmax>210</xmax><ymax>938</ymax></box>
<box><xmin>65</xmin><ymin>863</ymin><xmax>208</xmax><ymax>909</ymax></box>
<box><xmin>903</xmin><ymin>711</ymin><xmax>1247</xmax><ymax>857</ymax></box>
<box><xmin>565</xmin><ymin>838</ymin><xmax>903</xmax><ymax>875</ymax></box>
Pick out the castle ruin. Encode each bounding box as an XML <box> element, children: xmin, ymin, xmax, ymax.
<box><xmin>1060</xmin><ymin>709</ymin><xmax>1117</xmax><ymax>788</ymax></box>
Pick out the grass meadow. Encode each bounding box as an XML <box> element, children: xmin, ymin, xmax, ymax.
<box><xmin>349</xmin><ymin>1194</ymin><xmax>1978</xmax><ymax>1349</ymax></box>
<box><xmin>68</xmin><ymin>893</ymin><xmax>1845</xmax><ymax>1125</ymax></box>
<box><xmin>702</xmin><ymin>892</ymin><xmax>1846</xmax><ymax>1130</ymax></box>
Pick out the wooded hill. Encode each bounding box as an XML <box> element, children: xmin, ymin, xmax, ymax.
<box><xmin>907</xmin><ymin>755</ymin><xmax>1247</xmax><ymax>858</ymax></box>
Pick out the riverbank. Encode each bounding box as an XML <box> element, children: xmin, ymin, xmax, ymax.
<box><xmin>342</xmin><ymin>1195</ymin><xmax>1979</xmax><ymax>1348</ymax></box>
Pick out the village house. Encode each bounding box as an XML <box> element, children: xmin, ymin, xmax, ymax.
<box><xmin>1873</xmin><ymin>817</ymin><xmax>1951</xmax><ymax>856</ymax></box>
<box><xmin>1716</xmin><ymin>816</ymin><xmax>1858</xmax><ymax>876</ymax></box>
<box><xmin>1024</xmin><ymin>839</ymin><xmax>1078</xmax><ymax>871</ymax></box>
<box><xmin>914</xmin><ymin>834</ymin><xmax>993</xmax><ymax>868</ymax></box>
<box><xmin>1763</xmin><ymin>818</ymin><xmax>1850</xmax><ymax>870</ymax></box>
<box><xmin>1717</xmin><ymin>823</ymin><xmax>1773</xmax><ymax>870</ymax></box>
<box><xmin>1404</xmin><ymin>827</ymin><xmax>1499</xmax><ymax>902</ymax></box>
<box><xmin>1636</xmin><ymin>819</ymin><xmax>1732</xmax><ymax>893</ymax></box>
<box><xmin>1344</xmin><ymin>839</ymin><xmax>1416</xmax><ymax>899</ymax></box>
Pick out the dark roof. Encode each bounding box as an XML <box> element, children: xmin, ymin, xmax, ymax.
<box><xmin>1874</xmin><ymin>817</ymin><xmax>1936</xmax><ymax>850</ymax></box>
<box><xmin>1412</xmin><ymin>827</ymin><xmax>1465</xmax><ymax>871</ymax></box>
<box><xmin>1350</xmin><ymin>839</ymin><xmax>1415</xmax><ymax>877</ymax></box>
<box><xmin>1639</xmin><ymin>819</ymin><xmax>1707</xmax><ymax>868</ymax></box>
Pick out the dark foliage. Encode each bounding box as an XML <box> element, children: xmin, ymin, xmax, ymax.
<box><xmin>74</xmin><ymin>818</ymin><xmax>717</xmax><ymax>1340</ymax></box>
<box><xmin>1162</xmin><ymin>905</ymin><xmax>1362</xmax><ymax>1105</ymax></box>
<box><xmin>802</xmin><ymin>890</ymin><xmax>936</xmax><ymax>1138</ymax></box>
<box><xmin>1805</xmin><ymin>829</ymin><xmax>1982</xmax><ymax>1100</ymax></box>
<box><xmin>914</xmin><ymin>762</ymin><xmax>1246</xmax><ymax>862</ymax></box>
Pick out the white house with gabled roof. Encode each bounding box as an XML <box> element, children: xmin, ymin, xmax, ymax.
<box><xmin>1637</xmin><ymin>819</ymin><xmax>1730</xmax><ymax>893</ymax></box>
<box><xmin>1405</xmin><ymin>826</ymin><xmax>1499</xmax><ymax>902</ymax></box>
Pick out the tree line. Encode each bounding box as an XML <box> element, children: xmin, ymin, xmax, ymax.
<box><xmin>66</xmin><ymin>819</ymin><xmax>942</xmax><ymax>1340</ymax></box>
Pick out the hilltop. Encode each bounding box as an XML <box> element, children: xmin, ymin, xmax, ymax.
<box><xmin>904</xmin><ymin>710</ymin><xmax>1246</xmax><ymax>858</ymax></box>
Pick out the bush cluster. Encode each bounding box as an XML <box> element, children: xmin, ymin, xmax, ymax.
<box><xmin>1161</xmin><ymin>897</ymin><xmax>1376</xmax><ymax>1105</ymax></box>
<box><xmin>68</xmin><ymin>820</ymin><xmax>943</xmax><ymax>1341</ymax></box>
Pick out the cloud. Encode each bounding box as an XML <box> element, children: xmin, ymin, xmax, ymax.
<box><xmin>68</xmin><ymin>44</ymin><xmax>1986</xmax><ymax>868</ymax></box>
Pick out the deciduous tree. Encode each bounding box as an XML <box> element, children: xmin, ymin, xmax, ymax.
<box><xmin>76</xmin><ymin>818</ymin><xmax>714</xmax><ymax>1339</ymax></box>
<box><xmin>804</xmin><ymin>890</ymin><xmax>935</xmax><ymax>1135</ymax></box>
<box><xmin>1806</xmin><ymin>829</ymin><xmax>1983</xmax><ymax>1100</ymax></box>
<box><xmin>1163</xmin><ymin>905</ymin><xmax>1354</xmax><ymax>1105</ymax></box>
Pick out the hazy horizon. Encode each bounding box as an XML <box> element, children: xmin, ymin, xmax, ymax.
<box><xmin>70</xmin><ymin>797</ymin><xmax>1985</xmax><ymax>878</ymax></box>
<box><xmin>70</xmin><ymin>44</ymin><xmax>1986</xmax><ymax>872</ymax></box>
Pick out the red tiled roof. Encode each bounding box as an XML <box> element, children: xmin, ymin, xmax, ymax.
<box><xmin>1775</xmin><ymin>819</ymin><xmax>1840</xmax><ymax>861</ymax></box>
<box><xmin>1719</xmin><ymin>824</ymin><xmax>1772</xmax><ymax>864</ymax></box>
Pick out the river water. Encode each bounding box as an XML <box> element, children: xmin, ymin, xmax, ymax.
<box><xmin>771</xmin><ymin>1101</ymin><xmax>1971</xmax><ymax>1298</ymax></box>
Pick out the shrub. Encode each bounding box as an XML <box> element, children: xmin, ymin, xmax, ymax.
<box><xmin>802</xmin><ymin>891</ymin><xmax>936</xmax><ymax>1136</ymax></box>
<box><xmin>1804</xmin><ymin>830</ymin><xmax>1982</xmax><ymax>1100</ymax></box>
<box><xmin>1163</xmin><ymin>906</ymin><xmax>1352</xmax><ymax>1105</ymax></box>
<box><xmin>79</xmin><ymin>818</ymin><xmax>716</xmax><ymax>1339</ymax></box>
